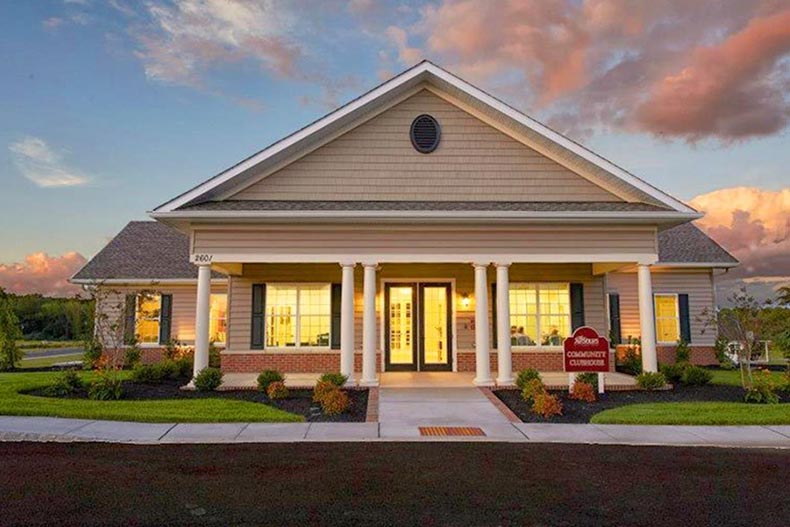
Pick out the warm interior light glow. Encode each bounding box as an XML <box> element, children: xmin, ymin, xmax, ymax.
<box><xmin>460</xmin><ymin>293</ymin><xmax>471</xmax><ymax>309</ymax></box>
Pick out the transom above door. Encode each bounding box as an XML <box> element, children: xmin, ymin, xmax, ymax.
<box><xmin>384</xmin><ymin>282</ymin><xmax>453</xmax><ymax>372</ymax></box>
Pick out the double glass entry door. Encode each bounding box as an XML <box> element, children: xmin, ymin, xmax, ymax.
<box><xmin>385</xmin><ymin>283</ymin><xmax>452</xmax><ymax>371</ymax></box>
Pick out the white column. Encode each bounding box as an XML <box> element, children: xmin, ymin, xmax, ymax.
<box><xmin>473</xmin><ymin>263</ymin><xmax>493</xmax><ymax>386</ymax></box>
<box><xmin>340</xmin><ymin>263</ymin><xmax>356</xmax><ymax>384</ymax></box>
<box><xmin>361</xmin><ymin>263</ymin><xmax>378</xmax><ymax>386</ymax></box>
<box><xmin>637</xmin><ymin>264</ymin><xmax>658</xmax><ymax>373</ymax></box>
<box><xmin>192</xmin><ymin>263</ymin><xmax>212</xmax><ymax>380</ymax></box>
<box><xmin>495</xmin><ymin>263</ymin><xmax>513</xmax><ymax>385</ymax></box>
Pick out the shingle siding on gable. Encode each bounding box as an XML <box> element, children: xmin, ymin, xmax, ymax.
<box><xmin>230</xmin><ymin>90</ymin><xmax>622</xmax><ymax>202</ymax></box>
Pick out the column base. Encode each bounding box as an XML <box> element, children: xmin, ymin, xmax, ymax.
<box><xmin>359</xmin><ymin>378</ymin><xmax>380</xmax><ymax>387</ymax></box>
<box><xmin>496</xmin><ymin>375</ymin><xmax>515</xmax><ymax>386</ymax></box>
<box><xmin>343</xmin><ymin>377</ymin><xmax>357</xmax><ymax>387</ymax></box>
<box><xmin>473</xmin><ymin>377</ymin><xmax>495</xmax><ymax>387</ymax></box>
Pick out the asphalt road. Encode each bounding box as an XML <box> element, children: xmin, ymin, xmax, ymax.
<box><xmin>1</xmin><ymin>442</ymin><xmax>787</xmax><ymax>526</ymax></box>
<box><xmin>20</xmin><ymin>347</ymin><xmax>83</xmax><ymax>359</ymax></box>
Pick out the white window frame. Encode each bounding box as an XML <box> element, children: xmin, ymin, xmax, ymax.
<box><xmin>654</xmin><ymin>293</ymin><xmax>681</xmax><ymax>345</ymax></box>
<box><xmin>135</xmin><ymin>293</ymin><xmax>161</xmax><ymax>347</ymax></box>
<box><xmin>509</xmin><ymin>282</ymin><xmax>571</xmax><ymax>350</ymax></box>
<box><xmin>265</xmin><ymin>283</ymin><xmax>332</xmax><ymax>351</ymax></box>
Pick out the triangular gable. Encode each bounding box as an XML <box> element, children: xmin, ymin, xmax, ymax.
<box><xmin>229</xmin><ymin>89</ymin><xmax>622</xmax><ymax>202</ymax></box>
<box><xmin>152</xmin><ymin>61</ymin><xmax>696</xmax><ymax>214</ymax></box>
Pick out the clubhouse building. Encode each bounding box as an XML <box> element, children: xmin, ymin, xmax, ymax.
<box><xmin>71</xmin><ymin>62</ymin><xmax>737</xmax><ymax>386</ymax></box>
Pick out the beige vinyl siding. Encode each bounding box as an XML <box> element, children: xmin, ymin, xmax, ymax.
<box><xmin>193</xmin><ymin>224</ymin><xmax>657</xmax><ymax>259</ymax></box>
<box><xmin>226</xmin><ymin>263</ymin><xmax>605</xmax><ymax>353</ymax></box>
<box><xmin>230</xmin><ymin>89</ymin><xmax>622</xmax><ymax>202</ymax></box>
<box><xmin>607</xmin><ymin>269</ymin><xmax>716</xmax><ymax>346</ymax></box>
<box><xmin>94</xmin><ymin>283</ymin><xmax>227</xmax><ymax>347</ymax></box>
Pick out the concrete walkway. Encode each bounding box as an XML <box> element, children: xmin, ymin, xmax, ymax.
<box><xmin>1</xmin><ymin>416</ymin><xmax>789</xmax><ymax>448</ymax></box>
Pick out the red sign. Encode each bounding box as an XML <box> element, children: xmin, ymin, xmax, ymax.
<box><xmin>563</xmin><ymin>326</ymin><xmax>610</xmax><ymax>372</ymax></box>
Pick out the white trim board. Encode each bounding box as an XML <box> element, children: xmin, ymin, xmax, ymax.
<box><xmin>150</xmin><ymin>61</ymin><xmax>695</xmax><ymax>215</ymax></box>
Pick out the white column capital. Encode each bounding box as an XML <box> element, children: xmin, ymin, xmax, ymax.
<box><xmin>361</xmin><ymin>262</ymin><xmax>379</xmax><ymax>269</ymax></box>
<box><xmin>494</xmin><ymin>262</ymin><xmax>511</xmax><ymax>268</ymax></box>
<box><xmin>339</xmin><ymin>262</ymin><xmax>357</xmax><ymax>268</ymax></box>
<box><xmin>472</xmin><ymin>262</ymin><xmax>490</xmax><ymax>270</ymax></box>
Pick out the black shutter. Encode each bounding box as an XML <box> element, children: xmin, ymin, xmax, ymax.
<box><xmin>158</xmin><ymin>294</ymin><xmax>173</xmax><ymax>344</ymax></box>
<box><xmin>331</xmin><ymin>283</ymin><xmax>342</xmax><ymax>350</ymax></box>
<box><xmin>491</xmin><ymin>283</ymin><xmax>497</xmax><ymax>346</ymax></box>
<box><xmin>124</xmin><ymin>294</ymin><xmax>136</xmax><ymax>344</ymax></box>
<box><xmin>251</xmin><ymin>284</ymin><xmax>265</xmax><ymax>349</ymax></box>
<box><xmin>570</xmin><ymin>283</ymin><xmax>585</xmax><ymax>330</ymax></box>
<box><xmin>678</xmin><ymin>293</ymin><xmax>691</xmax><ymax>343</ymax></box>
<box><xmin>608</xmin><ymin>293</ymin><xmax>621</xmax><ymax>345</ymax></box>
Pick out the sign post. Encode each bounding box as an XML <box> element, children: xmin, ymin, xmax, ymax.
<box><xmin>563</xmin><ymin>326</ymin><xmax>610</xmax><ymax>394</ymax></box>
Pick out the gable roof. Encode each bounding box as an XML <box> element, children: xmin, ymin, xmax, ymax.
<box><xmin>151</xmin><ymin>61</ymin><xmax>698</xmax><ymax>218</ymax></box>
<box><xmin>71</xmin><ymin>222</ymin><xmax>222</xmax><ymax>283</ymax></box>
<box><xmin>71</xmin><ymin>220</ymin><xmax>737</xmax><ymax>282</ymax></box>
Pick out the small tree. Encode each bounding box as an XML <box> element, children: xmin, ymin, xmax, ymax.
<box><xmin>700</xmin><ymin>287</ymin><xmax>765</xmax><ymax>389</ymax></box>
<box><xmin>0</xmin><ymin>288</ymin><xmax>24</xmax><ymax>370</ymax></box>
<box><xmin>776</xmin><ymin>285</ymin><xmax>790</xmax><ymax>306</ymax></box>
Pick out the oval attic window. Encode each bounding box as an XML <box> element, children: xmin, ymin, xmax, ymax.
<box><xmin>410</xmin><ymin>114</ymin><xmax>441</xmax><ymax>153</ymax></box>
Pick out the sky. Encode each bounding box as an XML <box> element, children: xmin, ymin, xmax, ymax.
<box><xmin>0</xmin><ymin>0</ymin><xmax>789</xmax><ymax>302</ymax></box>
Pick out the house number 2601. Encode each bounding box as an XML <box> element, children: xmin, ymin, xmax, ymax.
<box><xmin>193</xmin><ymin>254</ymin><xmax>213</xmax><ymax>263</ymax></box>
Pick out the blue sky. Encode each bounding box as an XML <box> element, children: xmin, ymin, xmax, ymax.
<box><xmin>1</xmin><ymin>0</ymin><xmax>788</xmax><ymax>296</ymax></box>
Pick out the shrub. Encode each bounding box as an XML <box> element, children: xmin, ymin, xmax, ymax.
<box><xmin>636</xmin><ymin>371</ymin><xmax>666</xmax><ymax>391</ymax></box>
<box><xmin>515</xmin><ymin>368</ymin><xmax>541</xmax><ymax>390</ymax></box>
<box><xmin>313</xmin><ymin>380</ymin><xmax>338</xmax><ymax>403</ymax></box>
<box><xmin>174</xmin><ymin>357</ymin><xmax>193</xmax><ymax>378</ymax></box>
<box><xmin>266</xmin><ymin>381</ymin><xmax>289</xmax><ymax>399</ymax></box>
<box><xmin>618</xmin><ymin>346</ymin><xmax>642</xmax><ymax>376</ymax></box>
<box><xmin>320</xmin><ymin>388</ymin><xmax>350</xmax><ymax>415</ymax></box>
<box><xmin>208</xmin><ymin>341</ymin><xmax>221</xmax><ymax>368</ymax></box>
<box><xmin>531</xmin><ymin>392</ymin><xmax>563</xmax><ymax>418</ymax></box>
<box><xmin>159</xmin><ymin>360</ymin><xmax>181</xmax><ymax>380</ymax></box>
<box><xmin>744</xmin><ymin>369</ymin><xmax>779</xmax><ymax>404</ymax></box>
<box><xmin>88</xmin><ymin>371</ymin><xmax>123</xmax><ymax>400</ymax></box>
<box><xmin>82</xmin><ymin>339</ymin><xmax>103</xmax><ymax>369</ymax></box>
<box><xmin>163</xmin><ymin>339</ymin><xmax>180</xmax><ymax>360</ymax></box>
<box><xmin>319</xmin><ymin>372</ymin><xmax>348</xmax><ymax>387</ymax></box>
<box><xmin>575</xmin><ymin>372</ymin><xmax>599</xmax><ymax>390</ymax></box>
<box><xmin>674</xmin><ymin>339</ymin><xmax>691</xmax><ymax>364</ymax></box>
<box><xmin>660</xmin><ymin>363</ymin><xmax>685</xmax><ymax>384</ymax></box>
<box><xmin>681</xmin><ymin>365</ymin><xmax>713</xmax><ymax>386</ymax></box>
<box><xmin>570</xmin><ymin>381</ymin><xmax>596</xmax><ymax>403</ymax></box>
<box><xmin>521</xmin><ymin>378</ymin><xmax>547</xmax><ymax>404</ymax></box>
<box><xmin>124</xmin><ymin>346</ymin><xmax>142</xmax><ymax>368</ymax></box>
<box><xmin>131</xmin><ymin>363</ymin><xmax>163</xmax><ymax>383</ymax></box>
<box><xmin>46</xmin><ymin>369</ymin><xmax>84</xmax><ymax>397</ymax></box>
<box><xmin>194</xmin><ymin>367</ymin><xmax>223</xmax><ymax>392</ymax></box>
<box><xmin>257</xmin><ymin>370</ymin><xmax>284</xmax><ymax>392</ymax></box>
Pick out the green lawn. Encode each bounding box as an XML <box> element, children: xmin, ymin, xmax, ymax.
<box><xmin>591</xmin><ymin>402</ymin><xmax>790</xmax><ymax>425</ymax></box>
<box><xmin>19</xmin><ymin>353</ymin><xmax>84</xmax><ymax>369</ymax></box>
<box><xmin>592</xmin><ymin>367</ymin><xmax>790</xmax><ymax>425</ymax></box>
<box><xmin>0</xmin><ymin>371</ymin><xmax>303</xmax><ymax>424</ymax></box>
<box><xmin>708</xmin><ymin>368</ymin><xmax>786</xmax><ymax>387</ymax></box>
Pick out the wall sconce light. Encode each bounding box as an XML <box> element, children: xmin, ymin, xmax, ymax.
<box><xmin>460</xmin><ymin>293</ymin><xmax>471</xmax><ymax>309</ymax></box>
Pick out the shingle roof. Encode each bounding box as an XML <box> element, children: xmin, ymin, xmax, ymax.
<box><xmin>658</xmin><ymin>223</ymin><xmax>738</xmax><ymax>264</ymax></box>
<box><xmin>71</xmin><ymin>222</ymin><xmax>221</xmax><ymax>281</ymax></box>
<box><xmin>72</xmin><ymin>219</ymin><xmax>737</xmax><ymax>281</ymax></box>
<box><xmin>177</xmin><ymin>200</ymin><xmax>672</xmax><ymax>212</ymax></box>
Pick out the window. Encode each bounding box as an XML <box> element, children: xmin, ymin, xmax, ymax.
<box><xmin>266</xmin><ymin>285</ymin><xmax>331</xmax><ymax>348</ymax></box>
<box><xmin>654</xmin><ymin>294</ymin><xmax>680</xmax><ymax>343</ymax></box>
<box><xmin>209</xmin><ymin>294</ymin><xmax>227</xmax><ymax>345</ymax></box>
<box><xmin>136</xmin><ymin>293</ymin><xmax>161</xmax><ymax>344</ymax></box>
<box><xmin>509</xmin><ymin>283</ymin><xmax>570</xmax><ymax>347</ymax></box>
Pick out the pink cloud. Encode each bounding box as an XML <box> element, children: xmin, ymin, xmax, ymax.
<box><xmin>635</xmin><ymin>10</ymin><xmax>790</xmax><ymax>141</ymax></box>
<box><xmin>690</xmin><ymin>187</ymin><xmax>790</xmax><ymax>280</ymax></box>
<box><xmin>0</xmin><ymin>252</ymin><xmax>87</xmax><ymax>297</ymax></box>
<box><xmin>390</xmin><ymin>0</ymin><xmax>790</xmax><ymax>141</ymax></box>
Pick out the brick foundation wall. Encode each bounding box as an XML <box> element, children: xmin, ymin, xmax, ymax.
<box><xmin>103</xmin><ymin>347</ymin><xmax>167</xmax><ymax>365</ymax></box>
<box><xmin>615</xmin><ymin>345</ymin><xmax>717</xmax><ymax>366</ymax></box>
<box><xmin>221</xmin><ymin>352</ymin><xmax>383</xmax><ymax>374</ymax></box>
